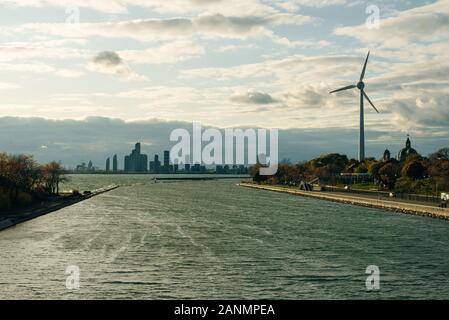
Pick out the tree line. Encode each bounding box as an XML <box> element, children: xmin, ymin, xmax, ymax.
<box><xmin>251</xmin><ymin>148</ymin><xmax>449</xmax><ymax>195</ymax></box>
<box><xmin>0</xmin><ymin>153</ymin><xmax>67</xmax><ymax>210</ymax></box>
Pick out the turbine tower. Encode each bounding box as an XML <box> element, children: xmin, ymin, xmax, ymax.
<box><xmin>329</xmin><ymin>51</ymin><xmax>379</xmax><ymax>162</ymax></box>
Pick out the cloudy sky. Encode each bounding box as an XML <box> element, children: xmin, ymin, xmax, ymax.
<box><xmin>0</xmin><ymin>0</ymin><xmax>448</xmax><ymax>167</ymax></box>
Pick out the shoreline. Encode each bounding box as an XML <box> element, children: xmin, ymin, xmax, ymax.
<box><xmin>239</xmin><ymin>183</ymin><xmax>449</xmax><ymax>221</ymax></box>
<box><xmin>0</xmin><ymin>185</ymin><xmax>119</xmax><ymax>232</ymax></box>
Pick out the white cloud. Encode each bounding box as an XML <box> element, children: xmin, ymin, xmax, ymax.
<box><xmin>120</xmin><ymin>41</ymin><xmax>204</xmax><ymax>64</ymax></box>
<box><xmin>2</xmin><ymin>0</ymin><xmax>346</xmax><ymax>14</ymax></box>
<box><xmin>0</xmin><ymin>82</ymin><xmax>20</xmax><ymax>89</ymax></box>
<box><xmin>215</xmin><ymin>44</ymin><xmax>257</xmax><ymax>53</ymax></box>
<box><xmin>6</xmin><ymin>13</ymin><xmax>314</xmax><ymax>41</ymax></box>
<box><xmin>180</xmin><ymin>54</ymin><xmax>368</xmax><ymax>82</ymax></box>
<box><xmin>0</xmin><ymin>62</ymin><xmax>84</xmax><ymax>77</ymax></box>
<box><xmin>1</xmin><ymin>0</ymin><xmax>128</xmax><ymax>14</ymax></box>
<box><xmin>334</xmin><ymin>0</ymin><xmax>449</xmax><ymax>47</ymax></box>
<box><xmin>1</xmin><ymin>0</ymin><xmax>278</xmax><ymax>16</ymax></box>
<box><xmin>0</xmin><ymin>44</ymin><xmax>89</xmax><ymax>61</ymax></box>
<box><xmin>291</xmin><ymin>0</ymin><xmax>347</xmax><ymax>7</ymax></box>
<box><xmin>272</xmin><ymin>36</ymin><xmax>331</xmax><ymax>48</ymax></box>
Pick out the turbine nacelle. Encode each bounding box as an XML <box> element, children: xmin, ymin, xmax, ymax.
<box><xmin>357</xmin><ymin>81</ymin><xmax>365</xmax><ymax>90</ymax></box>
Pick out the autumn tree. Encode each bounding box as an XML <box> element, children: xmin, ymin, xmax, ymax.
<box><xmin>250</xmin><ymin>163</ymin><xmax>269</xmax><ymax>183</ymax></box>
<box><xmin>401</xmin><ymin>159</ymin><xmax>427</xmax><ymax>180</ymax></box>
<box><xmin>429</xmin><ymin>148</ymin><xmax>449</xmax><ymax>161</ymax></box>
<box><xmin>378</xmin><ymin>161</ymin><xmax>401</xmax><ymax>189</ymax></box>
<box><xmin>42</xmin><ymin>161</ymin><xmax>68</xmax><ymax>194</ymax></box>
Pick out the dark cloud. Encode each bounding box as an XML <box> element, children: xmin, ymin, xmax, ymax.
<box><xmin>89</xmin><ymin>51</ymin><xmax>147</xmax><ymax>80</ymax></box>
<box><xmin>231</xmin><ymin>90</ymin><xmax>279</xmax><ymax>105</ymax></box>
<box><xmin>92</xmin><ymin>51</ymin><xmax>123</xmax><ymax>66</ymax></box>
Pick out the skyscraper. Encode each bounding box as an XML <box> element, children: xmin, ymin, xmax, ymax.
<box><xmin>124</xmin><ymin>142</ymin><xmax>148</xmax><ymax>173</ymax></box>
<box><xmin>113</xmin><ymin>154</ymin><xmax>118</xmax><ymax>172</ymax></box>
<box><xmin>106</xmin><ymin>157</ymin><xmax>110</xmax><ymax>172</ymax></box>
<box><xmin>164</xmin><ymin>150</ymin><xmax>170</xmax><ymax>168</ymax></box>
<box><xmin>184</xmin><ymin>155</ymin><xmax>191</xmax><ymax>173</ymax></box>
<box><xmin>150</xmin><ymin>154</ymin><xmax>161</xmax><ymax>173</ymax></box>
<box><xmin>162</xmin><ymin>150</ymin><xmax>171</xmax><ymax>173</ymax></box>
<box><xmin>193</xmin><ymin>163</ymin><xmax>201</xmax><ymax>173</ymax></box>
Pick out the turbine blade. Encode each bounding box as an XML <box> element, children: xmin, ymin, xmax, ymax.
<box><xmin>329</xmin><ymin>85</ymin><xmax>356</xmax><ymax>94</ymax></box>
<box><xmin>360</xmin><ymin>51</ymin><xmax>370</xmax><ymax>81</ymax></box>
<box><xmin>363</xmin><ymin>91</ymin><xmax>379</xmax><ymax>113</ymax></box>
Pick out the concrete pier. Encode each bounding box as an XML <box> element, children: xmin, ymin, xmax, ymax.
<box><xmin>0</xmin><ymin>185</ymin><xmax>119</xmax><ymax>232</ymax></box>
<box><xmin>239</xmin><ymin>183</ymin><xmax>449</xmax><ymax>221</ymax></box>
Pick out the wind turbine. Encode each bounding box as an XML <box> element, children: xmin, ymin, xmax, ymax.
<box><xmin>329</xmin><ymin>51</ymin><xmax>379</xmax><ymax>162</ymax></box>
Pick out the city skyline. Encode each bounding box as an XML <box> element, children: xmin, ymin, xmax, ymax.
<box><xmin>1</xmin><ymin>116</ymin><xmax>447</xmax><ymax>168</ymax></box>
<box><xmin>92</xmin><ymin>141</ymin><xmax>250</xmax><ymax>174</ymax></box>
<box><xmin>74</xmin><ymin>135</ymin><xmax>419</xmax><ymax>175</ymax></box>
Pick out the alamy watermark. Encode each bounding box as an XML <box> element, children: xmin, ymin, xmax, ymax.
<box><xmin>170</xmin><ymin>122</ymin><xmax>278</xmax><ymax>175</ymax></box>
<box><xmin>366</xmin><ymin>5</ymin><xmax>380</xmax><ymax>29</ymax></box>
<box><xmin>65</xmin><ymin>265</ymin><xmax>80</xmax><ymax>290</ymax></box>
<box><xmin>365</xmin><ymin>265</ymin><xmax>380</xmax><ymax>290</ymax></box>
<box><xmin>65</xmin><ymin>6</ymin><xmax>80</xmax><ymax>24</ymax></box>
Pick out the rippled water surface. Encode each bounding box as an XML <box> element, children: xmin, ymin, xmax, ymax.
<box><xmin>1</xmin><ymin>175</ymin><xmax>448</xmax><ymax>299</ymax></box>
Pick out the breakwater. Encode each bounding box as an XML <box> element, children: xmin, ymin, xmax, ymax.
<box><xmin>0</xmin><ymin>185</ymin><xmax>119</xmax><ymax>232</ymax></box>
<box><xmin>239</xmin><ymin>183</ymin><xmax>449</xmax><ymax>221</ymax></box>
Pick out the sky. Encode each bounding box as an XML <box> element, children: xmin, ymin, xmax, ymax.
<box><xmin>0</xmin><ymin>0</ymin><xmax>448</xmax><ymax>167</ymax></box>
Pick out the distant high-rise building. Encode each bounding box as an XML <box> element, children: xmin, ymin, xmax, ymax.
<box><xmin>113</xmin><ymin>154</ymin><xmax>118</xmax><ymax>172</ymax></box>
<box><xmin>106</xmin><ymin>157</ymin><xmax>110</xmax><ymax>172</ymax></box>
<box><xmin>184</xmin><ymin>155</ymin><xmax>191</xmax><ymax>173</ymax></box>
<box><xmin>124</xmin><ymin>142</ymin><xmax>148</xmax><ymax>173</ymax></box>
<box><xmin>164</xmin><ymin>150</ymin><xmax>170</xmax><ymax>168</ymax></box>
<box><xmin>238</xmin><ymin>165</ymin><xmax>247</xmax><ymax>174</ymax></box>
<box><xmin>124</xmin><ymin>155</ymin><xmax>130</xmax><ymax>172</ymax></box>
<box><xmin>193</xmin><ymin>163</ymin><xmax>201</xmax><ymax>173</ymax></box>
<box><xmin>150</xmin><ymin>154</ymin><xmax>161</xmax><ymax>173</ymax></box>
<box><xmin>155</xmin><ymin>154</ymin><xmax>161</xmax><ymax>173</ymax></box>
<box><xmin>76</xmin><ymin>161</ymin><xmax>97</xmax><ymax>173</ymax></box>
